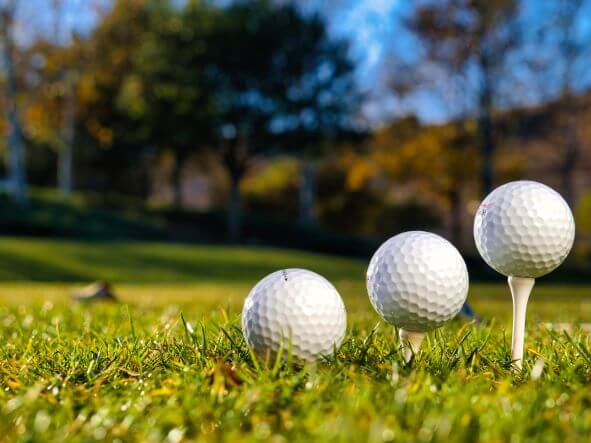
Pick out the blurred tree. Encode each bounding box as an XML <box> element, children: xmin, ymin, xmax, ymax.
<box><xmin>25</xmin><ymin>33</ymin><xmax>84</xmax><ymax>194</ymax></box>
<box><xmin>128</xmin><ymin>0</ymin><xmax>218</xmax><ymax>207</ymax></box>
<box><xmin>73</xmin><ymin>0</ymin><xmax>158</xmax><ymax>197</ymax></box>
<box><xmin>207</xmin><ymin>0</ymin><xmax>361</xmax><ymax>240</ymax></box>
<box><xmin>242</xmin><ymin>157</ymin><xmax>299</xmax><ymax>219</ymax></box>
<box><xmin>13</xmin><ymin>0</ymin><xmax>360</xmax><ymax>234</ymax></box>
<box><xmin>407</xmin><ymin>0</ymin><xmax>521</xmax><ymax>197</ymax></box>
<box><xmin>318</xmin><ymin>144</ymin><xmax>443</xmax><ymax>237</ymax></box>
<box><xmin>347</xmin><ymin>116</ymin><xmax>479</xmax><ymax>245</ymax></box>
<box><xmin>0</xmin><ymin>0</ymin><xmax>26</xmax><ymax>203</ymax></box>
<box><xmin>576</xmin><ymin>191</ymin><xmax>591</xmax><ymax>236</ymax></box>
<box><xmin>50</xmin><ymin>0</ymin><xmax>78</xmax><ymax>195</ymax></box>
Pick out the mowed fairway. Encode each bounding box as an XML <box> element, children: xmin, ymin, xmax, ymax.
<box><xmin>1</xmin><ymin>238</ymin><xmax>591</xmax><ymax>442</ymax></box>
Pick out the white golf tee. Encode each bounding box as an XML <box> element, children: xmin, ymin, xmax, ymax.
<box><xmin>508</xmin><ymin>276</ymin><xmax>535</xmax><ymax>369</ymax></box>
<box><xmin>399</xmin><ymin>329</ymin><xmax>425</xmax><ymax>363</ymax></box>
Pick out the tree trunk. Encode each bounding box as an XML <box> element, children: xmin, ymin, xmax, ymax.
<box><xmin>478</xmin><ymin>57</ymin><xmax>495</xmax><ymax>198</ymax></box>
<box><xmin>479</xmin><ymin>112</ymin><xmax>494</xmax><ymax>197</ymax></box>
<box><xmin>299</xmin><ymin>161</ymin><xmax>316</xmax><ymax>226</ymax></box>
<box><xmin>227</xmin><ymin>174</ymin><xmax>242</xmax><ymax>242</ymax></box>
<box><xmin>561</xmin><ymin>112</ymin><xmax>578</xmax><ymax>208</ymax></box>
<box><xmin>171</xmin><ymin>151</ymin><xmax>186</xmax><ymax>208</ymax></box>
<box><xmin>558</xmin><ymin>47</ymin><xmax>579</xmax><ymax>208</ymax></box>
<box><xmin>224</xmin><ymin>138</ymin><xmax>248</xmax><ymax>242</ymax></box>
<box><xmin>58</xmin><ymin>77</ymin><xmax>76</xmax><ymax>195</ymax></box>
<box><xmin>555</xmin><ymin>0</ymin><xmax>584</xmax><ymax>208</ymax></box>
<box><xmin>449</xmin><ymin>186</ymin><xmax>462</xmax><ymax>248</ymax></box>
<box><xmin>1</xmin><ymin>6</ymin><xmax>26</xmax><ymax>204</ymax></box>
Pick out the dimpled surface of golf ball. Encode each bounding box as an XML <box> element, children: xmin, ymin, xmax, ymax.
<box><xmin>242</xmin><ymin>269</ymin><xmax>347</xmax><ymax>362</ymax></box>
<box><xmin>366</xmin><ymin>231</ymin><xmax>469</xmax><ymax>332</ymax></box>
<box><xmin>474</xmin><ymin>181</ymin><xmax>575</xmax><ymax>278</ymax></box>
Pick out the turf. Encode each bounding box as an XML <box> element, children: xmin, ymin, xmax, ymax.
<box><xmin>0</xmin><ymin>237</ymin><xmax>362</xmax><ymax>283</ymax></box>
<box><xmin>1</xmin><ymin>238</ymin><xmax>591</xmax><ymax>442</ymax></box>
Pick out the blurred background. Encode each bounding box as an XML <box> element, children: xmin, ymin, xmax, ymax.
<box><xmin>1</xmin><ymin>0</ymin><xmax>590</xmax><ymax>275</ymax></box>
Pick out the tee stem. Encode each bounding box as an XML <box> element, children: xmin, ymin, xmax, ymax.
<box><xmin>508</xmin><ymin>276</ymin><xmax>535</xmax><ymax>369</ymax></box>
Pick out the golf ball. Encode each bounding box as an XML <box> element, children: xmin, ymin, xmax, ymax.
<box><xmin>366</xmin><ymin>231</ymin><xmax>469</xmax><ymax>332</ymax></box>
<box><xmin>242</xmin><ymin>269</ymin><xmax>347</xmax><ymax>362</ymax></box>
<box><xmin>474</xmin><ymin>181</ymin><xmax>575</xmax><ymax>278</ymax></box>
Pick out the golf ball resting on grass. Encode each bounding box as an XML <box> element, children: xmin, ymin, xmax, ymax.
<box><xmin>366</xmin><ymin>231</ymin><xmax>469</xmax><ymax>362</ymax></box>
<box><xmin>474</xmin><ymin>180</ymin><xmax>575</xmax><ymax>368</ymax></box>
<box><xmin>242</xmin><ymin>268</ymin><xmax>347</xmax><ymax>363</ymax></box>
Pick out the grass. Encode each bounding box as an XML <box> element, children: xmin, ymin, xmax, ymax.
<box><xmin>1</xmin><ymin>238</ymin><xmax>591</xmax><ymax>441</ymax></box>
<box><xmin>0</xmin><ymin>237</ymin><xmax>363</xmax><ymax>283</ymax></box>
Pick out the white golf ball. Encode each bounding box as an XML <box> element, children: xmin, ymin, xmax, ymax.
<box><xmin>474</xmin><ymin>181</ymin><xmax>575</xmax><ymax>278</ymax></box>
<box><xmin>366</xmin><ymin>231</ymin><xmax>469</xmax><ymax>332</ymax></box>
<box><xmin>242</xmin><ymin>269</ymin><xmax>347</xmax><ymax>362</ymax></box>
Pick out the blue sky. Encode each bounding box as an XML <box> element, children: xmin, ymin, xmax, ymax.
<box><xmin>309</xmin><ymin>0</ymin><xmax>591</xmax><ymax>123</ymax></box>
<box><xmin>14</xmin><ymin>0</ymin><xmax>591</xmax><ymax>125</ymax></box>
<box><xmin>15</xmin><ymin>0</ymin><xmax>107</xmax><ymax>42</ymax></box>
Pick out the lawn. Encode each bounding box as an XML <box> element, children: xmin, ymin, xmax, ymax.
<box><xmin>1</xmin><ymin>237</ymin><xmax>591</xmax><ymax>442</ymax></box>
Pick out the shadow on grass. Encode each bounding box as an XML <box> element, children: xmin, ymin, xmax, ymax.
<box><xmin>1</xmin><ymin>237</ymin><xmax>586</xmax><ymax>285</ymax></box>
<box><xmin>0</xmin><ymin>247</ymin><xmax>93</xmax><ymax>281</ymax></box>
<box><xmin>0</xmin><ymin>238</ymin><xmax>365</xmax><ymax>283</ymax></box>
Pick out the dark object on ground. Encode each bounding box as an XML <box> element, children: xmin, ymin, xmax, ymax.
<box><xmin>72</xmin><ymin>281</ymin><xmax>118</xmax><ymax>302</ymax></box>
<box><xmin>460</xmin><ymin>302</ymin><xmax>481</xmax><ymax>323</ymax></box>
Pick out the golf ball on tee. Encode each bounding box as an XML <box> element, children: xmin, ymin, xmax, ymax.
<box><xmin>242</xmin><ymin>269</ymin><xmax>347</xmax><ymax>362</ymax></box>
<box><xmin>474</xmin><ymin>181</ymin><xmax>575</xmax><ymax>278</ymax></box>
<box><xmin>366</xmin><ymin>231</ymin><xmax>469</xmax><ymax>332</ymax></box>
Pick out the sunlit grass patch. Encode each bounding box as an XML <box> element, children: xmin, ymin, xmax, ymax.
<box><xmin>1</xmin><ymin>281</ymin><xmax>591</xmax><ymax>441</ymax></box>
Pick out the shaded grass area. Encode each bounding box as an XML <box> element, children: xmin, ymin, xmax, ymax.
<box><xmin>0</xmin><ymin>237</ymin><xmax>363</xmax><ymax>283</ymax></box>
<box><xmin>1</xmin><ymin>237</ymin><xmax>588</xmax><ymax>286</ymax></box>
